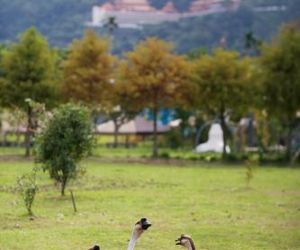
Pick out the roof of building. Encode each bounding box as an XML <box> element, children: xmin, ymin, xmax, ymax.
<box><xmin>96</xmin><ymin>116</ymin><xmax>170</xmax><ymax>134</ymax></box>
<box><xmin>161</xmin><ymin>1</ymin><xmax>178</xmax><ymax>13</ymax></box>
<box><xmin>100</xmin><ymin>0</ymin><xmax>156</xmax><ymax>12</ymax></box>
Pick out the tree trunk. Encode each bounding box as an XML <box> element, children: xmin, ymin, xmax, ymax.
<box><xmin>61</xmin><ymin>175</ymin><xmax>68</xmax><ymax>196</ymax></box>
<box><xmin>220</xmin><ymin>113</ymin><xmax>228</xmax><ymax>159</ymax></box>
<box><xmin>247</xmin><ymin>114</ymin><xmax>254</xmax><ymax>147</ymax></box>
<box><xmin>152</xmin><ymin>107</ymin><xmax>158</xmax><ymax>158</ymax></box>
<box><xmin>286</xmin><ymin>123</ymin><xmax>293</xmax><ymax>162</ymax></box>
<box><xmin>25</xmin><ymin>105</ymin><xmax>33</xmax><ymax>157</ymax></box>
<box><xmin>113</xmin><ymin>119</ymin><xmax>120</xmax><ymax>148</ymax></box>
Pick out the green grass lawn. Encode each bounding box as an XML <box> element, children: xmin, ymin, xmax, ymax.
<box><xmin>0</xmin><ymin>145</ymin><xmax>209</xmax><ymax>160</ymax></box>
<box><xmin>0</xmin><ymin>160</ymin><xmax>299</xmax><ymax>250</ymax></box>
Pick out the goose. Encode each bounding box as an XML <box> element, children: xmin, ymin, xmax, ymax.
<box><xmin>127</xmin><ymin>217</ymin><xmax>151</xmax><ymax>250</ymax></box>
<box><xmin>176</xmin><ymin>234</ymin><xmax>196</xmax><ymax>250</ymax></box>
<box><xmin>88</xmin><ymin>218</ymin><xmax>151</xmax><ymax>250</ymax></box>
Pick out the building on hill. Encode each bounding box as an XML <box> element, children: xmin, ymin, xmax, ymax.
<box><xmin>90</xmin><ymin>0</ymin><xmax>241</xmax><ymax>29</ymax></box>
<box><xmin>161</xmin><ymin>1</ymin><xmax>178</xmax><ymax>13</ymax></box>
<box><xmin>113</xmin><ymin>0</ymin><xmax>156</xmax><ymax>11</ymax></box>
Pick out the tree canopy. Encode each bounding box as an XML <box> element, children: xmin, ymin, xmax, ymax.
<box><xmin>1</xmin><ymin>27</ymin><xmax>56</xmax><ymax>109</ymax></box>
<box><xmin>36</xmin><ymin>103</ymin><xmax>93</xmax><ymax>196</ymax></box>
<box><xmin>118</xmin><ymin>37</ymin><xmax>195</xmax><ymax>157</ymax></box>
<box><xmin>192</xmin><ymin>48</ymin><xmax>253</xmax><ymax>157</ymax></box>
<box><xmin>62</xmin><ymin>30</ymin><xmax>114</xmax><ymax>107</ymax></box>
<box><xmin>259</xmin><ymin>23</ymin><xmax>300</xmax><ymax>159</ymax></box>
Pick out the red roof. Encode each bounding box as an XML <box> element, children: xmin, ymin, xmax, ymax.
<box><xmin>161</xmin><ymin>1</ymin><xmax>177</xmax><ymax>13</ymax></box>
<box><xmin>100</xmin><ymin>2</ymin><xmax>115</xmax><ymax>11</ymax></box>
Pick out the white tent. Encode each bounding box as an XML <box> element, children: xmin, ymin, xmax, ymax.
<box><xmin>195</xmin><ymin>123</ymin><xmax>230</xmax><ymax>153</ymax></box>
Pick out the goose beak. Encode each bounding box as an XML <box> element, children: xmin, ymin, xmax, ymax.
<box><xmin>141</xmin><ymin>218</ymin><xmax>151</xmax><ymax>230</ymax></box>
<box><xmin>143</xmin><ymin>223</ymin><xmax>151</xmax><ymax>230</ymax></box>
<box><xmin>175</xmin><ymin>238</ymin><xmax>181</xmax><ymax>245</ymax></box>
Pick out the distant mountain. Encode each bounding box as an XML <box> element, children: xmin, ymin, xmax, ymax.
<box><xmin>0</xmin><ymin>0</ymin><xmax>299</xmax><ymax>53</ymax></box>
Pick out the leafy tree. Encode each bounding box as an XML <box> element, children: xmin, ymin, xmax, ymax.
<box><xmin>62</xmin><ymin>30</ymin><xmax>114</xmax><ymax>108</ymax></box>
<box><xmin>259</xmin><ymin>23</ymin><xmax>300</xmax><ymax>160</ymax></box>
<box><xmin>192</xmin><ymin>48</ymin><xmax>253</xmax><ymax>158</ymax></box>
<box><xmin>35</xmin><ymin>103</ymin><xmax>93</xmax><ymax>196</ymax></box>
<box><xmin>118</xmin><ymin>38</ymin><xmax>195</xmax><ymax>157</ymax></box>
<box><xmin>1</xmin><ymin>27</ymin><xmax>57</xmax><ymax>156</ymax></box>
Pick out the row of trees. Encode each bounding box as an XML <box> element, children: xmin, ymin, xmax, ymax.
<box><xmin>0</xmin><ymin>24</ymin><xmax>300</xmax><ymax>160</ymax></box>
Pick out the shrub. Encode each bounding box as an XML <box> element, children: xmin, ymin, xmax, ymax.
<box><xmin>166</xmin><ymin>129</ymin><xmax>182</xmax><ymax>149</ymax></box>
<box><xmin>35</xmin><ymin>104</ymin><xmax>93</xmax><ymax>196</ymax></box>
<box><xmin>159</xmin><ymin>152</ymin><xmax>170</xmax><ymax>159</ymax></box>
<box><xmin>17</xmin><ymin>168</ymin><xmax>38</xmax><ymax>216</ymax></box>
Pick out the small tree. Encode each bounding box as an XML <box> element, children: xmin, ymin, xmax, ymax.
<box><xmin>17</xmin><ymin>168</ymin><xmax>38</xmax><ymax>216</ymax></box>
<box><xmin>35</xmin><ymin>104</ymin><xmax>93</xmax><ymax>196</ymax></box>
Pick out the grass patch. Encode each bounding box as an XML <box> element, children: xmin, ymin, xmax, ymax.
<box><xmin>0</xmin><ymin>160</ymin><xmax>299</xmax><ymax>249</ymax></box>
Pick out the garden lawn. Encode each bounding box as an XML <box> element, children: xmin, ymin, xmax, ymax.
<box><xmin>0</xmin><ymin>159</ymin><xmax>299</xmax><ymax>250</ymax></box>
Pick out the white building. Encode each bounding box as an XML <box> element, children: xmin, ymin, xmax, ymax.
<box><xmin>90</xmin><ymin>0</ymin><xmax>240</xmax><ymax>29</ymax></box>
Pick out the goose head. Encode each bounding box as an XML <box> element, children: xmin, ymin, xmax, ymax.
<box><xmin>176</xmin><ymin>234</ymin><xmax>196</xmax><ymax>250</ymax></box>
<box><xmin>133</xmin><ymin>217</ymin><xmax>151</xmax><ymax>238</ymax></box>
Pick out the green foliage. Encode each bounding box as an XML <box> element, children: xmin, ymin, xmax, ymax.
<box><xmin>35</xmin><ymin>103</ymin><xmax>93</xmax><ymax>195</ymax></box>
<box><xmin>17</xmin><ymin>168</ymin><xmax>38</xmax><ymax>216</ymax></box>
<box><xmin>1</xmin><ymin>27</ymin><xmax>57</xmax><ymax>110</ymax></box>
<box><xmin>0</xmin><ymin>27</ymin><xmax>58</xmax><ymax>156</ymax></box>
<box><xmin>192</xmin><ymin>49</ymin><xmax>253</xmax><ymax>157</ymax></box>
<box><xmin>166</xmin><ymin>129</ymin><xmax>183</xmax><ymax>149</ymax></box>
<box><xmin>193</xmin><ymin>49</ymin><xmax>253</xmax><ymax>115</ymax></box>
<box><xmin>259</xmin><ymin>23</ymin><xmax>300</xmax><ymax>159</ymax></box>
<box><xmin>260</xmin><ymin>23</ymin><xmax>300</xmax><ymax>121</ymax></box>
<box><xmin>0</xmin><ymin>44</ymin><xmax>7</xmax><ymax>78</ymax></box>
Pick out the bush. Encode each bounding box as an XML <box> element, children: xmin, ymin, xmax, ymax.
<box><xmin>17</xmin><ymin>168</ymin><xmax>38</xmax><ymax>216</ymax></box>
<box><xmin>224</xmin><ymin>153</ymin><xmax>249</xmax><ymax>162</ymax></box>
<box><xmin>165</xmin><ymin>129</ymin><xmax>182</xmax><ymax>149</ymax></box>
<box><xmin>159</xmin><ymin>152</ymin><xmax>170</xmax><ymax>159</ymax></box>
<box><xmin>259</xmin><ymin>153</ymin><xmax>288</xmax><ymax>164</ymax></box>
<box><xmin>35</xmin><ymin>104</ymin><xmax>93</xmax><ymax>196</ymax></box>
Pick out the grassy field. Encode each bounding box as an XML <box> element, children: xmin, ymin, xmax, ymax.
<box><xmin>0</xmin><ymin>159</ymin><xmax>299</xmax><ymax>250</ymax></box>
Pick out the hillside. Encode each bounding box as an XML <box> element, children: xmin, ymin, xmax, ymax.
<box><xmin>0</xmin><ymin>0</ymin><xmax>299</xmax><ymax>53</ymax></box>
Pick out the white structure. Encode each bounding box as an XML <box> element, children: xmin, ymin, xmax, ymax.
<box><xmin>195</xmin><ymin>123</ymin><xmax>230</xmax><ymax>153</ymax></box>
<box><xmin>90</xmin><ymin>0</ymin><xmax>241</xmax><ymax>28</ymax></box>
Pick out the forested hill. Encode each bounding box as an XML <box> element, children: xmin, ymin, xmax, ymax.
<box><xmin>0</xmin><ymin>0</ymin><xmax>299</xmax><ymax>53</ymax></box>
